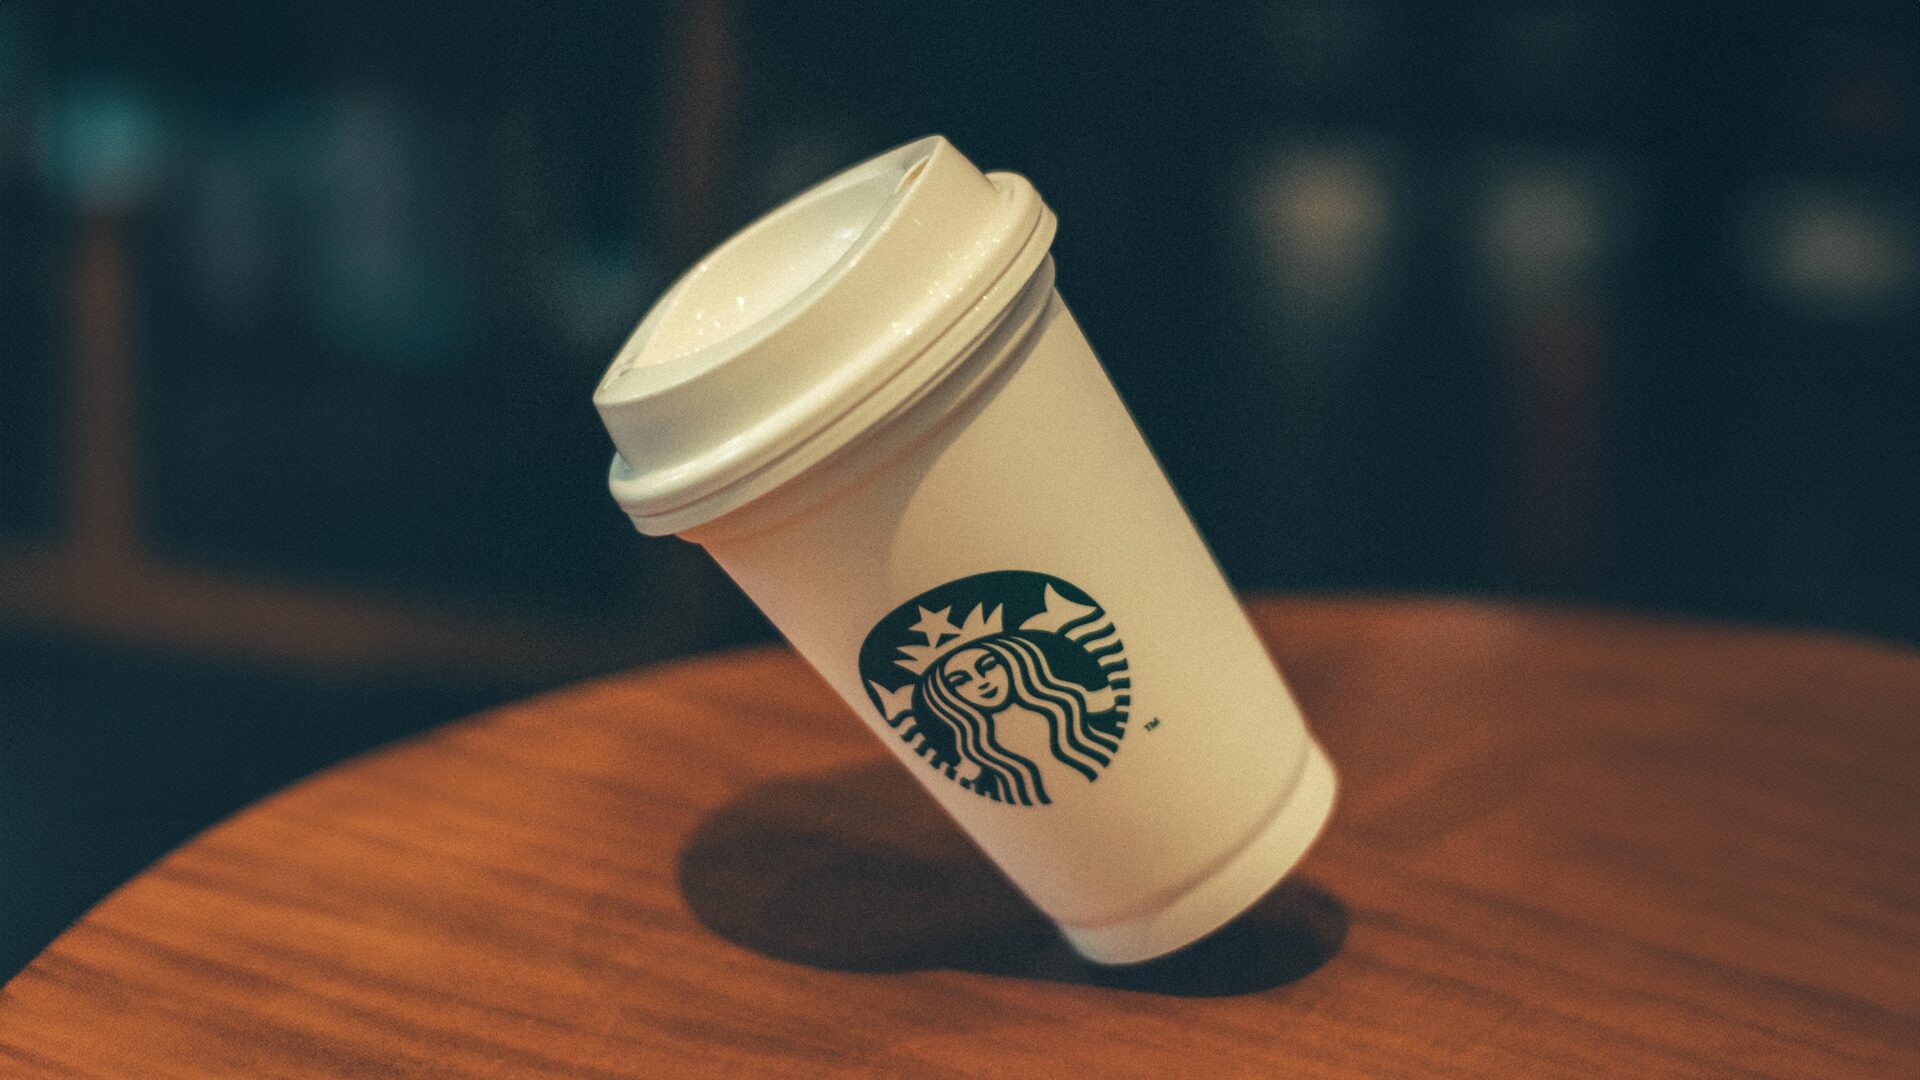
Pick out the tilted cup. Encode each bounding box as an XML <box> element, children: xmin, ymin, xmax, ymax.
<box><xmin>595</xmin><ymin>136</ymin><xmax>1335</xmax><ymax>963</ymax></box>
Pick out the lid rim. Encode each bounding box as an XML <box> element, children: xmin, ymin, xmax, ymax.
<box><xmin>596</xmin><ymin>136</ymin><xmax>1058</xmax><ymax>536</ymax></box>
<box><xmin>611</xmin><ymin>213</ymin><xmax>1058</xmax><ymax>536</ymax></box>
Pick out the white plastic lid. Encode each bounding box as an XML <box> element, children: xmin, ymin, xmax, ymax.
<box><xmin>594</xmin><ymin>135</ymin><xmax>1057</xmax><ymax>535</ymax></box>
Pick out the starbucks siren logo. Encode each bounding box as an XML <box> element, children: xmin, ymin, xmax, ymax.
<box><xmin>860</xmin><ymin>571</ymin><xmax>1131</xmax><ymax>806</ymax></box>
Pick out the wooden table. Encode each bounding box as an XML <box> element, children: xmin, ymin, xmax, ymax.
<box><xmin>4</xmin><ymin>598</ymin><xmax>1916</xmax><ymax>1077</ymax></box>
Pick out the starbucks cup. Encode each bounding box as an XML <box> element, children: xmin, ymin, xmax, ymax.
<box><xmin>594</xmin><ymin>136</ymin><xmax>1336</xmax><ymax>964</ymax></box>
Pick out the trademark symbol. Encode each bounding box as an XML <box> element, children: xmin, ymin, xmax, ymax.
<box><xmin>1144</xmin><ymin>718</ymin><xmax>1160</xmax><ymax>731</ymax></box>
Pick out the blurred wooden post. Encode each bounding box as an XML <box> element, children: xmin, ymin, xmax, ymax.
<box><xmin>1507</xmin><ymin>304</ymin><xmax>1612</xmax><ymax>579</ymax></box>
<box><xmin>661</xmin><ymin>0</ymin><xmax>740</xmax><ymax>266</ymax></box>
<box><xmin>67</xmin><ymin>210</ymin><xmax>143</xmax><ymax>582</ymax></box>
<box><xmin>647</xmin><ymin>0</ymin><xmax>750</xmax><ymax>644</ymax></box>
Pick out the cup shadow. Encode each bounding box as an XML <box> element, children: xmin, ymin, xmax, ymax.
<box><xmin>676</xmin><ymin>762</ymin><xmax>1346</xmax><ymax>998</ymax></box>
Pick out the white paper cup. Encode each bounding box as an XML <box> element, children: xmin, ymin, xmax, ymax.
<box><xmin>595</xmin><ymin>136</ymin><xmax>1335</xmax><ymax>964</ymax></box>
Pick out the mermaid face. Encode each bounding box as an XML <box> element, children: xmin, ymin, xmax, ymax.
<box><xmin>940</xmin><ymin>647</ymin><xmax>1009</xmax><ymax>712</ymax></box>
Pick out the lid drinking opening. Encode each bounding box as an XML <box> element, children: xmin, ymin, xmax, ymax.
<box><xmin>604</xmin><ymin>139</ymin><xmax>938</xmax><ymax>381</ymax></box>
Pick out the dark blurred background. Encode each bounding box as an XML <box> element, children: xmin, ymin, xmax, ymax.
<box><xmin>2</xmin><ymin>1</ymin><xmax>1916</xmax><ymax>977</ymax></box>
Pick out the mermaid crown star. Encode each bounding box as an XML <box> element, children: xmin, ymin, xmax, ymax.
<box><xmin>894</xmin><ymin>603</ymin><xmax>1003</xmax><ymax>675</ymax></box>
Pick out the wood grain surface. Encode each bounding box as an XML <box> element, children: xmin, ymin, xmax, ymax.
<box><xmin>4</xmin><ymin>598</ymin><xmax>1916</xmax><ymax>1077</ymax></box>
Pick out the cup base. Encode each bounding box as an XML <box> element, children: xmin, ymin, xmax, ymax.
<box><xmin>1059</xmin><ymin>739</ymin><xmax>1338</xmax><ymax>965</ymax></box>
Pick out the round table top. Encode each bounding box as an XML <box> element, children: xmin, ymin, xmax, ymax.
<box><xmin>4</xmin><ymin>597</ymin><xmax>1916</xmax><ymax>1078</ymax></box>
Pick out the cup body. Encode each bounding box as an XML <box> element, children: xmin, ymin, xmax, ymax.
<box><xmin>685</xmin><ymin>264</ymin><xmax>1335</xmax><ymax>964</ymax></box>
<box><xmin>597</xmin><ymin>136</ymin><xmax>1335</xmax><ymax>963</ymax></box>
